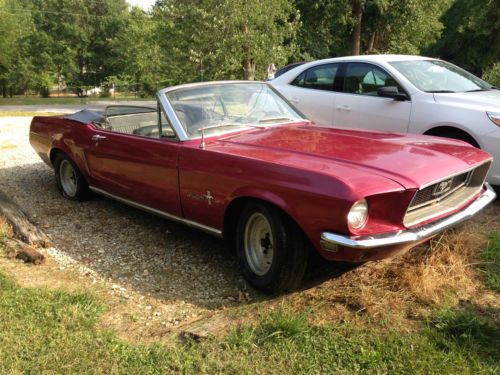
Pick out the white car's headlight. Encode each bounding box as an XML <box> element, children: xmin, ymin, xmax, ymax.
<box><xmin>348</xmin><ymin>199</ymin><xmax>368</xmax><ymax>230</ymax></box>
<box><xmin>487</xmin><ymin>112</ymin><xmax>500</xmax><ymax>126</ymax></box>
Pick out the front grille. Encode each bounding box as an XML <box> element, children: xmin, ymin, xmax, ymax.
<box><xmin>404</xmin><ymin>161</ymin><xmax>491</xmax><ymax>227</ymax></box>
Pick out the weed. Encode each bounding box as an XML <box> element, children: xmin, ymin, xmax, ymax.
<box><xmin>480</xmin><ymin>232</ymin><xmax>500</xmax><ymax>291</ymax></box>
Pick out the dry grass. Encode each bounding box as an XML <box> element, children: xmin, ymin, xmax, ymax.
<box><xmin>282</xmin><ymin>202</ymin><xmax>500</xmax><ymax>329</ymax></box>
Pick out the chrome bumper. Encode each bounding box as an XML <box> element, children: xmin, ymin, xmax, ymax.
<box><xmin>321</xmin><ymin>184</ymin><xmax>496</xmax><ymax>251</ymax></box>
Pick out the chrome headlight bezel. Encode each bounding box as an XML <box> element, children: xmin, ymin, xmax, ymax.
<box><xmin>348</xmin><ymin>199</ymin><xmax>369</xmax><ymax>230</ymax></box>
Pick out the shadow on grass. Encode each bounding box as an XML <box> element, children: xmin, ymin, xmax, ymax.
<box><xmin>429</xmin><ymin>302</ymin><xmax>500</xmax><ymax>366</ymax></box>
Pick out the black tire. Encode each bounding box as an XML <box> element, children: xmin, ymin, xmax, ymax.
<box><xmin>236</xmin><ymin>202</ymin><xmax>309</xmax><ymax>293</ymax></box>
<box><xmin>429</xmin><ymin>129</ymin><xmax>480</xmax><ymax>148</ymax></box>
<box><xmin>54</xmin><ymin>153</ymin><xmax>89</xmax><ymax>201</ymax></box>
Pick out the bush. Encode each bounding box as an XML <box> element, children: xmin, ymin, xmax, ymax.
<box><xmin>482</xmin><ymin>63</ymin><xmax>500</xmax><ymax>86</ymax></box>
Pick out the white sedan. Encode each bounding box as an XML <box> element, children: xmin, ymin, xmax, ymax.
<box><xmin>270</xmin><ymin>55</ymin><xmax>500</xmax><ymax>185</ymax></box>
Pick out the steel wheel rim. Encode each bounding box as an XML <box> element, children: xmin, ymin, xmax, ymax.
<box><xmin>244</xmin><ymin>212</ymin><xmax>274</xmax><ymax>276</ymax></box>
<box><xmin>59</xmin><ymin>160</ymin><xmax>77</xmax><ymax>197</ymax></box>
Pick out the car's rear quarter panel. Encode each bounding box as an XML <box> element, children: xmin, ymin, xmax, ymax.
<box><xmin>30</xmin><ymin>116</ymin><xmax>93</xmax><ymax>181</ymax></box>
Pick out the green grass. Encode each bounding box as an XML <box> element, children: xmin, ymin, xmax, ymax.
<box><xmin>0</xmin><ymin>271</ymin><xmax>498</xmax><ymax>374</ymax></box>
<box><xmin>0</xmin><ymin>96</ymin><xmax>152</xmax><ymax>106</ymax></box>
<box><xmin>480</xmin><ymin>232</ymin><xmax>500</xmax><ymax>291</ymax></box>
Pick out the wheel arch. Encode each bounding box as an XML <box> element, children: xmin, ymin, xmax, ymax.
<box><xmin>423</xmin><ymin>125</ymin><xmax>481</xmax><ymax>148</ymax></box>
<box><xmin>49</xmin><ymin>147</ymin><xmax>66</xmax><ymax>166</ymax></box>
<box><xmin>223</xmin><ymin>195</ymin><xmax>310</xmax><ymax>246</ymax></box>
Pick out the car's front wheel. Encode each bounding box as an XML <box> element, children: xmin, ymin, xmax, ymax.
<box><xmin>236</xmin><ymin>202</ymin><xmax>309</xmax><ymax>293</ymax></box>
<box><xmin>54</xmin><ymin>153</ymin><xmax>89</xmax><ymax>201</ymax></box>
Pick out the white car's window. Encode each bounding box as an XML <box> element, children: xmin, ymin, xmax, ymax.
<box><xmin>343</xmin><ymin>63</ymin><xmax>403</xmax><ymax>96</ymax></box>
<box><xmin>291</xmin><ymin>63</ymin><xmax>339</xmax><ymax>91</ymax></box>
<box><xmin>390</xmin><ymin>60</ymin><xmax>493</xmax><ymax>93</ymax></box>
<box><xmin>166</xmin><ymin>83</ymin><xmax>305</xmax><ymax>138</ymax></box>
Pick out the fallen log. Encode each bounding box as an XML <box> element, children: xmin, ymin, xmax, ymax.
<box><xmin>180</xmin><ymin>313</ymin><xmax>232</xmax><ymax>340</ymax></box>
<box><xmin>0</xmin><ymin>190</ymin><xmax>52</xmax><ymax>247</ymax></box>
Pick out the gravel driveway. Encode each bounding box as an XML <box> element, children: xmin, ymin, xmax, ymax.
<box><xmin>0</xmin><ymin>117</ymin><xmax>250</xmax><ymax>326</ymax></box>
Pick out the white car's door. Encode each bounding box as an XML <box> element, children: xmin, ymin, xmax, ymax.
<box><xmin>278</xmin><ymin>63</ymin><xmax>340</xmax><ymax>126</ymax></box>
<box><xmin>333</xmin><ymin>62</ymin><xmax>412</xmax><ymax>132</ymax></box>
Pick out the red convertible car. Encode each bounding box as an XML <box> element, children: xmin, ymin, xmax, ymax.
<box><xmin>30</xmin><ymin>81</ymin><xmax>496</xmax><ymax>292</ymax></box>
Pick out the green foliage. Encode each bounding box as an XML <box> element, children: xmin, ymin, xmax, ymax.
<box><xmin>0</xmin><ymin>0</ymin><xmax>497</xmax><ymax>94</ymax></box>
<box><xmin>432</xmin><ymin>0</ymin><xmax>500</xmax><ymax>76</ymax></box>
<box><xmin>154</xmin><ymin>0</ymin><xmax>299</xmax><ymax>82</ymax></box>
<box><xmin>483</xmin><ymin>63</ymin><xmax>500</xmax><ymax>87</ymax></box>
<box><xmin>295</xmin><ymin>0</ymin><xmax>451</xmax><ymax>59</ymax></box>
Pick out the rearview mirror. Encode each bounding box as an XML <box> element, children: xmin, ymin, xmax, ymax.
<box><xmin>378</xmin><ymin>86</ymin><xmax>409</xmax><ymax>101</ymax></box>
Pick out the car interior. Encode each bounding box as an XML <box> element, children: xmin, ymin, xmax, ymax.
<box><xmin>95</xmin><ymin>106</ymin><xmax>175</xmax><ymax>138</ymax></box>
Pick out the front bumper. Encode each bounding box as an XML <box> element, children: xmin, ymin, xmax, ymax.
<box><xmin>482</xmin><ymin>128</ymin><xmax>500</xmax><ymax>185</ymax></box>
<box><xmin>321</xmin><ymin>184</ymin><xmax>496</xmax><ymax>252</ymax></box>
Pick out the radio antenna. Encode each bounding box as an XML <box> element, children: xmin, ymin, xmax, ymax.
<box><xmin>199</xmin><ymin>124</ymin><xmax>205</xmax><ymax>149</ymax></box>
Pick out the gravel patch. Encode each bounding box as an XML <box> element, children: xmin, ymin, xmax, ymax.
<box><xmin>0</xmin><ymin>117</ymin><xmax>252</xmax><ymax>328</ymax></box>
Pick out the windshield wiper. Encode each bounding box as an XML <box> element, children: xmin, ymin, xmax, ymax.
<box><xmin>465</xmin><ymin>88</ymin><xmax>491</xmax><ymax>92</ymax></box>
<box><xmin>196</xmin><ymin>122</ymin><xmax>263</xmax><ymax>133</ymax></box>
<box><xmin>426</xmin><ymin>90</ymin><xmax>456</xmax><ymax>93</ymax></box>
<box><xmin>258</xmin><ymin>117</ymin><xmax>291</xmax><ymax>123</ymax></box>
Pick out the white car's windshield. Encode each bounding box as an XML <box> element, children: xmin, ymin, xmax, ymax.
<box><xmin>166</xmin><ymin>83</ymin><xmax>305</xmax><ymax>138</ymax></box>
<box><xmin>390</xmin><ymin>60</ymin><xmax>493</xmax><ymax>93</ymax></box>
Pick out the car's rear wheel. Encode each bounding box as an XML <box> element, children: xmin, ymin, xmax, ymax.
<box><xmin>54</xmin><ymin>153</ymin><xmax>89</xmax><ymax>201</ymax></box>
<box><xmin>236</xmin><ymin>202</ymin><xmax>309</xmax><ymax>293</ymax></box>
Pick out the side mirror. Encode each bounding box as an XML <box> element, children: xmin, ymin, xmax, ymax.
<box><xmin>378</xmin><ymin>86</ymin><xmax>409</xmax><ymax>101</ymax></box>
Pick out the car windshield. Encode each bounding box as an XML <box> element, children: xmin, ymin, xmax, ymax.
<box><xmin>166</xmin><ymin>83</ymin><xmax>305</xmax><ymax>138</ymax></box>
<box><xmin>390</xmin><ymin>60</ymin><xmax>493</xmax><ymax>93</ymax></box>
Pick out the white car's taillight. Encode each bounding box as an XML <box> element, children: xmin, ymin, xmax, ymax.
<box><xmin>487</xmin><ymin>112</ymin><xmax>500</xmax><ymax>126</ymax></box>
<box><xmin>348</xmin><ymin>199</ymin><xmax>368</xmax><ymax>230</ymax></box>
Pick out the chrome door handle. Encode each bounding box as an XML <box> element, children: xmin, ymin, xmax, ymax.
<box><xmin>290</xmin><ymin>97</ymin><xmax>300</xmax><ymax>103</ymax></box>
<box><xmin>91</xmin><ymin>135</ymin><xmax>107</xmax><ymax>141</ymax></box>
<box><xmin>336</xmin><ymin>105</ymin><xmax>351</xmax><ymax>112</ymax></box>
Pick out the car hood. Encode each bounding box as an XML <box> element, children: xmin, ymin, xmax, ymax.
<box><xmin>433</xmin><ymin>90</ymin><xmax>500</xmax><ymax>111</ymax></box>
<box><xmin>219</xmin><ymin>125</ymin><xmax>491</xmax><ymax>189</ymax></box>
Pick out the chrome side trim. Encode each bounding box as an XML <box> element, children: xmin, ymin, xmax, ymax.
<box><xmin>321</xmin><ymin>184</ymin><xmax>496</xmax><ymax>251</ymax></box>
<box><xmin>89</xmin><ymin>186</ymin><xmax>223</xmax><ymax>238</ymax></box>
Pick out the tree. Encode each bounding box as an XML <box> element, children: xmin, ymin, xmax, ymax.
<box><xmin>295</xmin><ymin>0</ymin><xmax>450</xmax><ymax>59</ymax></box>
<box><xmin>0</xmin><ymin>0</ymin><xmax>36</xmax><ymax>97</ymax></box>
<box><xmin>153</xmin><ymin>0</ymin><xmax>299</xmax><ymax>82</ymax></box>
<box><xmin>293</xmin><ymin>0</ymin><xmax>352</xmax><ymax>60</ymax></box>
<box><xmin>432</xmin><ymin>0</ymin><xmax>500</xmax><ymax>76</ymax></box>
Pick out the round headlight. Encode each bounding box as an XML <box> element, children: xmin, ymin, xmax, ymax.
<box><xmin>347</xmin><ymin>199</ymin><xmax>368</xmax><ymax>230</ymax></box>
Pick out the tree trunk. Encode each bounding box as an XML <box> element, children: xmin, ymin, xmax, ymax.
<box><xmin>1</xmin><ymin>80</ymin><xmax>6</xmax><ymax>98</ymax></box>
<box><xmin>368</xmin><ymin>31</ymin><xmax>376</xmax><ymax>52</ymax></box>
<box><xmin>243</xmin><ymin>59</ymin><xmax>256</xmax><ymax>80</ymax></box>
<box><xmin>350</xmin><ymin>0</ymin><xmax>363</xmax><ymax>56</ymax></box>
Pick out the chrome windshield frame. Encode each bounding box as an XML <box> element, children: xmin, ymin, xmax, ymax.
<box><xmin>156</xmin><ymin>80</ymin><xmax>308</xmax><ymax>142</ymax></box>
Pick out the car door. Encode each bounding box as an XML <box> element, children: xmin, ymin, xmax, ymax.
<box><xmin>333</xmin><ymin>62</ymin><xmax>412</xmax><ymax>132</ymax></box>
<box><xmin>282</xmin><ymin>63</ymin><xmax>339</xmax><ymax>126</ymax></box>
<box><xmin>83</xmin><ymin>105</ymin><xmax>182</xmax><ymax>217</ymax></box>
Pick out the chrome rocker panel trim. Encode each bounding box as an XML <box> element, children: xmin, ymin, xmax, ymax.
<box><xmin>321</xmin><ymin>184</ymin><xmax>496</xmax><ymax>251</ymax></box>
<box><xmin>89</xmin><ymin>186</ymin><xmax>223</xmax><ymax>238</ymax></box>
